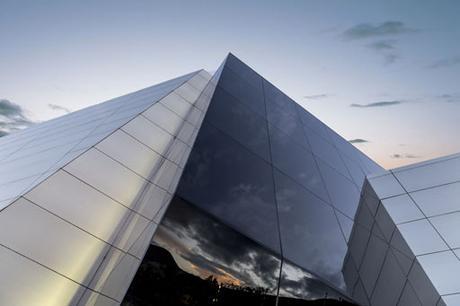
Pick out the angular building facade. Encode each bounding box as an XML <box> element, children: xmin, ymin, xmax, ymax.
<box><xmin>0</xmin><ymin>54</ymin><xmax>456</xmax><ymax>306</ymax></box>
<box><xmin>346</xmin><ymin>154</ymin><xmax>460</xmax><ymax>306</ymax></box>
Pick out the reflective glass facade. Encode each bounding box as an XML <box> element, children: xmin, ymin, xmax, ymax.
<box><xmin>346</xmin><ymin>154</ymin><xmax>460</xmax><ymax>306</ymax></box>
<box><xmin>0</xmin><ymin>53</ymin><xmax>456</xmax><ymax>306</ymax></box>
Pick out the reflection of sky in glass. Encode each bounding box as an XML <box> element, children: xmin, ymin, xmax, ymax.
<box><xmin>153</xmin><ymin>197</ymin><xmax>281</xmax><ymax>293</ymax></box>
<box><xmin>176</xmin><ymin>122</ymin><xmax>281</xmax><ymax>252</ymax></box>
<box><xmin>279</xmin><ymin>261</ymin><xmax>348</xmax><ymax>302</ymax></box>
<box><xmin>274</xmin><ymin>169</ymin><xmax>348</xmax><ymax>289</ymax></box>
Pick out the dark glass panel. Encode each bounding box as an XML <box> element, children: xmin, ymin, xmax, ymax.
<box><xmin>316</xmin><ymin>159</ymin><xmax>361</xmax><ymax>219</ymax></box>
<box><xmin>274</xmin><ymin>170</ymin><xmax>348</xmax><ymax>288</ymax></box>
<box><xmin>304</xmin><ymin>127</ymin><xmax>350</xmax><ymax>179</ymax></box>
<box><xmin>336</xmin><ymin>211</ymin><xmax>354</xmax><ymax>242</ymax></box>
<box><xmin>342</xmin><ymin>155</ymin><xmax>366</xmax><ymax>189</ymax></box>
<box><xmin>265</xmin><ymin>98</ymin><xmax>308</xmax><ymax>149</ymax></box>
<box><xmin>217</xmin><ymin>67</ymin><xmax>265</xmax><ymax>117</ymax></box>
<box><xmin>176</xmin><ymin>122</ymin><xmax>280</xmax><ymax>252</ymax></box>
<box><xmin>269</xmin><ymin>125</ymin><xmax>329</xmax><ymax>202</ymax></box>
<box><xmin>225</xmin><ymin>53</ymin><xmax>264</xmax><ymax>92</ymax></box>
<box><xmin>205</xmin><ymin>86</ymin><xmax>271</xmax><ymax>162</ymax></box>
<box><xmin>278</xmin><ymin>261</ymin><xmax>358</xmax><ymax>306</ymax></box>
<box><xmin>263</xmin><ymin>80</ymin><xmax>296</xmax><ymax>111</ymax></box>
<box><xmin>122</xmin><ymin>197</ymin><xmax>280</xmax><ymax>306</ymax></box>
<box><xmin>296</xmin><ymin>105</ymin><xmax>332</xmax><ymax>141</ymax></box>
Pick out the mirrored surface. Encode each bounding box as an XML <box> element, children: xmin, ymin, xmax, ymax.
<box><xmin>410</xmin><ymin>182</ymin><xmax>460</xmax><ymax>217</ymax></box>
<box><xmin>265</xmin><ymin>98</ymin><xmax>307</xmax><ymax>148</ymax></box>
<box><xmin>25</xmin><ymin>170</ymin><xmax>129</xmax><ymax>244</ymax></box>
<box><xmin>269</xmin><ymin>125</ymin><xmax>329</xmax><ymax>202</ymax></box>
<box><xmin>417</xmin><ymin>251</ymin><xmax>460</xmax><ymax>295</ymax></box>
<box><xmin>123</xmin><ymin>197</ymin><xmax>280</xmax><ymax>306</ymax></box>
<box><xmin>367</xmin><ymin>174</ymin><xmax>405</xmax><ymax>199</ymax></box>
<box><xmin>278</xmin><ymin>261</ymin><xmax>356</xmax><ymax>306</ymax></box>
<box><xmin>0</xmin><ymin>198</ymin><xmax>108</xmax><ymax>285</ymax></box>
<box><xmin>304</xmin><ymin>129</ymin><xmax>350</xmax><ymax>179</ymax></box>
<box><xmin>393</xmin><ymin>156</ymin><xmax>460</xmax><ymax>192</ymax></box>
<box><xmin>176</xmin><ymin>122</ymin><xmax>280</xmax><ymax>253</ymax></box>
<box><xmin>274</xmin><ymin>170</ymin><xmax>348</xmax><ymax>288</ymax></box>
<box><xmin>0</xmin><ymin>244</ymin><xmax>85</xmax><ymax>306</ymax></box>
<box><xmin>381</xmin><ymin>194</ymin><xmax>424</xmax><ymax>224</ymax></box>
<box><xmin>205</xmin><ymin>86</ymin><xmax>271</xmax><ymax>162</ymax></box>
<box><xmin>397</xmin><ymin>219</ymin><xmax>448</xmax><ymax>255</ymax></box>
<box><xmin>217</xmin><ymin>66</ymin><xmax>265</xmax><ymax>117</ymax></box>
<box><xmin>317</xmin><ymin>159</ymin><xmax>360</xmax><ymax>219</ymax></box>
<box><xmin>430</xmin><ymin>212</ymin><xmax>460</xmax><ymax>248</ymax></box>
<box><xmin>226</xmin><ymin>53</ymin><xmax>264</xmax><ymax>91</ymax></box>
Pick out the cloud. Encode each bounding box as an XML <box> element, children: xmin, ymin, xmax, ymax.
<box><xmin>0</xmin><ymin>99</ymin><xmax>26</xmax><ymax>118</ymax></box>
<box><xmin>348</xmin><ymin>139</ymin><xmax>369</xmax><ymax>144</ymax></box>
<box><xmin>341</xmin><ymin>22</ymin><xmax>417</xmax><ymax>65</ymax></box>
<box><xmin>350</xmin><ymin>100</ymin><xmax>404</xmax><ymax>108</ymax></box>
<box><xmin>383</xmin><ymin>53</ymin><xmax>400</xmax><ymax>65</ymax></box>
<box><xmin>0</xmin><ymin>99</ymin><xmax>33</xmax><ymax>137</ymax></box>
<box><xmin>303</xmin><ymin>94</ymin><xmax>329</xmax><ymax>100</ymax></box>
<box><xmin>48</xmin><ymin>103</ymin><xmax>71</xmax><ymax>113</ymax></box>
<box><xmin>439</xmin><ymin>94</ymin><xmax>460</xmax><ymax>103</ymax></box>
<box><xmin>428</xmin><ymin>56</ymin><xmax>460</xmax><ymax>69</ymax></box>
<box><xmin>391</xmin><ymin>153</ymin><xmax>420</xmax><ymax>159</ymax></box>
<box><xmin>157</xmin><ymin>198</ymin><xmax>281</xmax><ymax>291</ymax></box>
<box><xmin>367</xmin><ymin>40</ymin><xmax>397</xmax><ymax>51</ymax></box>
<box><xmin>342</xmin><ymin>21</ymin><xmax>417</xmax><ymax>40</ymax></box>
<box><xmin>366</xmin><ymin>39</ymin><xmax>401</xmax><ymax>65</ymax></box>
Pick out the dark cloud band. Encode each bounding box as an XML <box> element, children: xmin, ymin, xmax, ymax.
<box><xmin>350</xmin><ymin>100</ymin><xmax>403</xmax><ymax>108</ymax></box>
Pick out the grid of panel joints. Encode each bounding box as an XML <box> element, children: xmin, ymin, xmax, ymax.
<box><xmin>220</xmin><ymin>57</ymin><xmax>372</xmax><ymax>234</ymax></box>
<box><xmin>369</xmin><ymin>157</ymin><xmax>460</xmax><ymax>305</ymax></box>
<box><xmin>0</xmin><ymin>71</ymin><xmax>200</xmax><ymax>212</ymax></box>
<box><xmin>343</xmin><ymin>180</ymin><xmax>420</xmax><ymax>306</ymax></box>
<box><xmin>344</xmin><ymin>170</ymin><xmax>460</xmax><ymax>306</ymax></box>
<box><xmin>0</xmin><ymin>71</ymin><xmax>215</xmax><ymax>306</ymax></box>
<box><xmin>220</xmin><ymin>55</ymin><xmax>378</xmax><ymax>221</ymax></box>
<box><xmin>187</xmin><ymin>55</ymin><xmax>370</xmax><ymax>295</ymax></box>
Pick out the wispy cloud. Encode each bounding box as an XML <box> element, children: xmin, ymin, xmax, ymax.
<box><xmin>349</xmin><ymin>138</ymin><xmax>369</xmax><ymax>144</ymax></box>
<box><xmin>350</xmin><ymin>100</ymin><xmax>404</xmax><ymax>108</ymax></box>
<box><xmin>367</xmin><ymin>40</ymin><xmax>397</xmax><ymax>50</ymax></box>
<box><xmin>428</xmin><ymin>56</ymin><xmax>460</xmax><ymax>69</ymax></box>
<box><xmin>48</xmin><ymin>103</ymin><xmax>71</xmax><ymax>113</ymax></box>
<box><xmin>383</xmin><ymin>53</ymin><xmax>400</xmax><ymax>65</ymax></box>
<box><xmin>303</xmin><ymin>94</ymin><xmax>329</xmax><ymax>100</ymax></box>
<box><xmin>439</xmin><ymin>94</ymin><xmax>460</xmax><ymax>103</ymax></box>
<box><xmin>342</xmin><ymin>21</ymin><xmax>417</xmax><ymax>40</ymax></box>
<box><xmin>391</xmin><ymin>153</ymin><xmax>420</xmax><ymax>159</ymax></box>
<box><xmin>0</xmin><ymin>99</ymin><xmax>33</xmax><ymax>137</ymax></box>
<box><xmin>342</xmin><ymin>21</ymin><xmax>418</xmax><ymax>65</ymax></box>
<box><xmin>366</xmin><ymin>40</ymin><xmax>400</xmax><ymax>64</ymax></box>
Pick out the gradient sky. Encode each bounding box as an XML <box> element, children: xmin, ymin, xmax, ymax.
<box><xmin>1</xmin><ymin>0</ymin><xmax>459</xmax><ymax>169</ymax></box>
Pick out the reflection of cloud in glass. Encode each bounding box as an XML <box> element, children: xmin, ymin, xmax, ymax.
<box><xmin>176</xmin><ymin>123</ymin><xmax>280</xmax><ymax>252</ymax></box>
<box><xmin>279</xmin><ymin>262</ymin><xmax>346</xmax><ymax>301</ymax></box>
<box><xmin>153</xmin><ymin>198</ymin><xmax>281</xmax><ymax>293</ymax></box>
<box><xmin>274</xmin><ymin>171</ymin><xmax>348</xmax><ymax>289</ymax></box>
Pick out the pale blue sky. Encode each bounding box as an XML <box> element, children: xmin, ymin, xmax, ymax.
<box><xmin>1</xmin><ymin>0</ymin><xmax>459</xmax><ymax>168</ymax></box>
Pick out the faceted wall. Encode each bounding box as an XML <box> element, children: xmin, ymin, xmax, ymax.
<box><xmin>124</xmin><ymin>54</ymin><xmax>385</xmax><ymax>305</ymax></box>
<box><xmin>345</xmin><ymin>153</ymin><xmax>460</xmax><ymax>306</ymax></box>
<box><xmin>4</xmin><ymin>53</ymin><xmax>448</xmax><ymax>306</ymax></box>
<box><xmin>0</xmin><ymin>70</ymin><xmax>214</xmax><ymax>305</ymax></box>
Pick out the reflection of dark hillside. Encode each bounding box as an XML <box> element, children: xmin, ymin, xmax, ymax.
<box><xmin>122</xmin><ymin>244</ymin><xmax>276</xmax><ymax>306</ymax></box>
<box><xmin>278</xmin><ymin>296</ymin><xmax>357</xmax><ymax>306</ymax></box>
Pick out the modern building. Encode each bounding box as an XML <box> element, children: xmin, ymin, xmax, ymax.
<box><xmin>347</xmin><ymin>155</ymin><xmax>460</xmax><ymax>306</ymax></box>
<box><xmin>0</xmin><ymin>54</ymin><xmax>456</xmax><ymax>306</ymax></box>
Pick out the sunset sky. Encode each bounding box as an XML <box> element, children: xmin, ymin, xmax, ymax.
<box><xmin>1</xmin><ymin>0</ymin><xmax>459</xmax><ymax>169</ymax></box>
